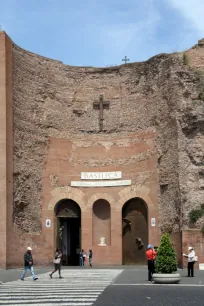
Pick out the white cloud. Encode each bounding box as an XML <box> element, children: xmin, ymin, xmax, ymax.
<box><xmin>167</xmin><ymin>0</ymin><xmax>204</xmax><ymax>36</ymax></box>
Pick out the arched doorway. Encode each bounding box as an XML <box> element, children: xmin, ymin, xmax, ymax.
<box><xmin>55</xmin><ymin>199</ymin><xmax>81</xmax><ymax>266</ymax></box>
<box><xmin>122</xmin><ymin>197</ymin><xmax>148</xmax><ymax>265</ymax></box>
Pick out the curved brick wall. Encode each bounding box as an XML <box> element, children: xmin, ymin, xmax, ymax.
<box><xmin>9</xmin><ymin>38</ymin><xmax>204</xmax><ymax>266</ymax></box>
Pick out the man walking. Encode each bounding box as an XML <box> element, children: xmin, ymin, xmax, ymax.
<box><xmin>21</xmin><ymin>247</ymin><xmax>38</xmax><ymax>281</ymax></box>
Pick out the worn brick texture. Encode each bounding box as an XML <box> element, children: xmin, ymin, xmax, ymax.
<box><xmin>1</xmin><ymin>31</ymin><xmax>204</xmax><ymax>266</ymax></box>
<box><xmin>40</xmin><ymin>134</ymin><xmax>158</xmax><ymax>267</ymax></box>
<box><xmin>12</xmin><ymin>47</ymin><xmax>181</xmax><ymax>234</ymax></box>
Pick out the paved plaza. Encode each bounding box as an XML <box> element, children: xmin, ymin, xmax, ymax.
<box><xmin>0</xmin><ymin>267</ymin><xmax>204</xmax><ymax>305</ymax></box>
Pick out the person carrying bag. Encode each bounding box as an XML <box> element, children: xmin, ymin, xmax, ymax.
<box><xmin>49</xmin><ymin>248</ymin><xmax>63</xmax><ymax>279</ymax></box>
<box><xmin>183</xmin><ymin>246</ymin><xmax>198</xmax><ymax>277</ymax></box>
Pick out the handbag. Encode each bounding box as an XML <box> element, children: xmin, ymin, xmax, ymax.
<box><xmin>53</xmin><ymin>257</ymin><xmax>61</xmax><ymax>264</ymax></box>
<box><xmin>192</xmin><ymin>256</ymin><xmax>198</xmax><ymax>262</ymax></box>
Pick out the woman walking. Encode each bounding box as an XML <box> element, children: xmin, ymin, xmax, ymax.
<box><xmin>183</xmin><ymin>246</ymin><xmax>197</xmax><ymax>277</ymax></box>
<box><xmin>49</xmin><ymin>248</ymin><xmax>63</xmax><ymax>279</ymax></box>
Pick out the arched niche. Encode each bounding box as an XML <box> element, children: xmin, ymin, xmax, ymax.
<box><xmin>92</xmin><ymin>199</ymin><xmax>111</xmax><ymax>246</ymax></box>
<box><xmin>122</xmin><ymin>197</ymin><xmax>148</xmax><ymax>265</ymax></box>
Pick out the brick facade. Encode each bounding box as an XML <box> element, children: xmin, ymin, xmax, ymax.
<box><xmin>40</xmin><ymin>133</ymin><xmax>159</xmax><ymax>266</ymax></box>
<box><xmin>0</xmin><ymin>32</ymin><xmax>13</xmax><ymax>268</ymax></box>
<box><xmin>1</xmin><ymin>31</ymin><xmax>204</xmax><ymax>268</ymax></box>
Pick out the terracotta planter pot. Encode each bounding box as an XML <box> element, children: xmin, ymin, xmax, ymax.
<box><xmin>152</xmin><ymin>273</ymin><xmax>181</xmax><ymax>284</ymax></box>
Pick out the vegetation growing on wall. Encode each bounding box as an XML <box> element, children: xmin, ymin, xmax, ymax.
<box><xmin>198</xmin><ymin>90</ymin><xmax>204</xmax><ymax>101</ymax></box>
<box><xmin>189</xmin><ymin>204</ymin><xmax>204</xmax><ymax>232</ymax></box>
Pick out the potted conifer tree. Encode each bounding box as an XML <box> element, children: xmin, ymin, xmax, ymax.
<box><xmin>152</xmin><ymin>233</ymin><xmax>181</xmax><ymax>284</ymax></box>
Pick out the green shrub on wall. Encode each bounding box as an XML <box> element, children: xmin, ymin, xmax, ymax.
<box><xmin>155</xmin><ymin>233</ymin><xmax>177</xmax><ymax>274</ymax></box>
<box><xmin>189</xmin><ymin>205</ymin><xmax>204</xmax><ymax>234</ymax></box>
<box><xmin>189</xmin><ymin>208</ymin><xmax>203</xmax><ymax>224</ymax></box>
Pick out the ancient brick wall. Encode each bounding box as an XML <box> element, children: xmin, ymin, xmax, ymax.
<box><xmin>175</xmin><ymin>40</ymin><xmax>204</xmax><ymax>230</ymax></box>
<box><xmin>12</xmin><ymin>45</ymin><xmax>184</xmax><ymax>235</ymax></box>
<box><xmin>40</xmin><ymin>133</ymin><xmax>158</xmax><ymax>266</ymax></box>
<box><xmin>182</xmin><ymin>230</ymin><xmax>204</xmax><ymax>268</ymax></box>
<box><xmin>0</xmin><ymin>32</ymin><xmax>13</xmax><ymax>268</ymax></box>
<box><xmin>6</xmin><ymin>34</ymin><xmax>204</xmax><ymax>266</ymax></box>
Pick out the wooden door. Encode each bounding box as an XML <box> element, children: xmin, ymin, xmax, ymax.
<box><xmin>122</xmin><ymin>198</ymin><xmax>148</xmax><ymax>265</ymax></box>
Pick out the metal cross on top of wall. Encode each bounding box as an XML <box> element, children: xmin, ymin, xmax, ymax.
<box><xmin>93</xmin><ymin>94</ymin><xmax>110</xmax><ymax>131</ymax></box>
<box><xmin>122</xmin><ymin>56</ymin><xmax>130</xmax><ymax>64</ymax></box>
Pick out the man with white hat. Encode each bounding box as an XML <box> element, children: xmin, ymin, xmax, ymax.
<box><xmin>20</xmin><ymin>247</ymin><xmax>38</xmax><ymax>281</ymax></box>
<box><xmin>183</xmin><ymin>246</ymin><xmax>196</xmax><ymax>277</ymax></box>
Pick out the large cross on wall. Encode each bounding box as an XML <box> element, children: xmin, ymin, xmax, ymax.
<box><xmin>93</xmin><ymin>94</ymin><xmax>110</xmax><ymax>131</ymax></box>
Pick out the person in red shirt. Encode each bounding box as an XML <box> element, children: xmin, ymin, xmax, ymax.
<box><xmin>146</xmin><ymin>244</ymin><xmax>157</xmax><ymax>282</ymax></box>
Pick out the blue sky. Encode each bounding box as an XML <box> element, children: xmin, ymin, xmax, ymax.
<box><xmin>0</xmin><ymin>0</ymin><xmax>203</xmax><ymax>67</ymax></box>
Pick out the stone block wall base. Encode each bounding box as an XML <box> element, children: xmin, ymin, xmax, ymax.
<box><xmin>182</xmin><ymin>230</ymin><xmax>204</xmax><ymax>269</ymax></box>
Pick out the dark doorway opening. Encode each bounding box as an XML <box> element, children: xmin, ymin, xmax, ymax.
<box><xmin>122</xmin><ymin>197</ymin><xmax>148</xmax><ymax>265</ymax></box>
<box><xmin>59</xmin><ymin>217</ymin><xmax>81</xmax><ymax>266</ymax></box>
<box><xmin>55</xmin><ymin>199</ymin><xmax>81</xmax><ymax>266</ymax></box>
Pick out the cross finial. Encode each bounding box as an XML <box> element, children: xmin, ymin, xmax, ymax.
<box><xmin>122</xmin><ymin>56</ymin><xmax>129</xmax><ymax>64</ymax></box>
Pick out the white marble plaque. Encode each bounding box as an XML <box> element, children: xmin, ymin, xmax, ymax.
<box><xmin>81</xmin><ymin>171</ymin><xmax>122</xmax><ymax>180</ymax></box>
<box><xmin>151</xmin><ymin>218</ymin><xmax>156</xmax><ymax>227</ymax></box>
<box><xmin>71</xmin><ymin>180</ymin><xmax>131</xmax><ymax>187</ymax></box>
<box><xmin>46</xmin><ymin>219</ymin><xmax>51</xmax><ymax>228</ymax></box>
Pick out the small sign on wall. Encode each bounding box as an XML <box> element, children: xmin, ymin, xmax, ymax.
<box><xmin>98</xmin><ymin>237</ymin><xmax>106</xmax><ymax>246</ymax></box>
<box><xmin>151</xmin><ymin>218</ymin><xmax>156</xmax><ymax>227</ymax></box>
<box><xmin>46</xmin><ymin>219</ymin><xmax>51</xmax><ymax>228</ymax></box>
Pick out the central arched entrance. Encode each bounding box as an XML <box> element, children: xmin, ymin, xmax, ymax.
<box><xmin>55</xmin><ymin>199</ymin><xmax>81</xmax><ymax>266</ymax></box>
<box><xmin>122</xmin><ymin>197</ymin><xmax>148</xmax><ymax>265</ymax></box>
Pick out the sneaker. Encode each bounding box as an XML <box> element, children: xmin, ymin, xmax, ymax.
<box><xmin>49</xmin><ymin>274</ymin><xmax>52</xmax><ymax>279</ymax></box>
<box><xmin>20</xmin><ymin>279</ymin><xmax>24</xmax><ymax>281</ymax></box>
<box><xmin>33</xmin><ymin>277</ymin><xmax>38</xmax><ymax>281</ymax></box>
<box><xmin>59</xmin><ymin>276</ymin><xmax>63</xmax><ymax>279</ymax></box>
